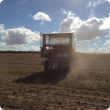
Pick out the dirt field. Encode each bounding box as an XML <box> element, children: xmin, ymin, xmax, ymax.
<box><xmin>0</xmin><ymin>53</ymin><xmax>110</xmax><ymax>110</ymax></box>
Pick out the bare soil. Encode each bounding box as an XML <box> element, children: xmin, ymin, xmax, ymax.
<box><xmin>0</xmin><ymin>53</ymin><xmax>110</xmax><ymax>110</ymax></box>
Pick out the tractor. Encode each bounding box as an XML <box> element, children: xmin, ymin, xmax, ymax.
<box><xmin>40</xmin><ymin>32</ymin><xmax>75</xmax><ymax>72</ymax></box>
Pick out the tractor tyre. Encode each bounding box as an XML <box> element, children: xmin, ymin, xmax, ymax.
<box><xmin>44</xmin><ymin>60</ymin><xmax>50</xmax><ymax>72</ymax></box>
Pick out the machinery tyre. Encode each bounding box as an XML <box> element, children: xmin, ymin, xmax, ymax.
<box><xmin>44</xmin><ymin>60</ymin><xmax>50</xmax><ymax>72</ymax></box>
<box><xmin>67</xmin><ymin>60</ymin><xmax>70</xmax><ymax>72</ymax></box>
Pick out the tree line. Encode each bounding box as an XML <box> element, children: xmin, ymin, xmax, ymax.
<box><xmin>0</xmin><ymin>51</ymin><xmax>40</xmax><ymax>53</ymax></box>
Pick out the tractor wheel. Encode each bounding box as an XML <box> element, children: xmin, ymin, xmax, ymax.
<box><xmin>44</xmin><ymin>60</ymin><xmax>50</xmax><ymax>72</ymax></box>
<box><xmin>66</xmin><ymin>60</ymin><xmax>70</xmax><ymax>72</ymax></box>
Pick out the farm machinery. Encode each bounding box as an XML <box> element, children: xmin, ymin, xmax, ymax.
<box><xmin>40</xmin><ymin>32</ymin><xmax>75</xmax><ymax>72</ymax></box>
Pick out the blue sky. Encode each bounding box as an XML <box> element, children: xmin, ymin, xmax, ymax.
<box><xmin>0</xmin><ymin>0</ymin><xmax>110</xmax><ymax>53</ymax></box>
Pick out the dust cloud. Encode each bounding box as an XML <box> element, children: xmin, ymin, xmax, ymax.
<box><xmin>66</xmin><ymin>53</ymin><xmax>102</xmax><ymax>80</ymax></box>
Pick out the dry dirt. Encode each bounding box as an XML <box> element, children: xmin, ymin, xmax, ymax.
<box><xmin>0</xmin><ymin>53</ymin><xmax>110</xmax><ymax>110</ymax></box>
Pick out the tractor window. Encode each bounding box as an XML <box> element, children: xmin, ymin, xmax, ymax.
<box><xmin>45</xmin><ymin>34</ymin><xmax>70</xmax><ymax>45</ymax></box>
<box><xmin>46</xmin><ymin>35</ymin><xmax>49</xmax><ymax>44</ymax></box>
<box><xmin>49</xmin><ymin>37</ymin><xmax>69</xmax><ymax>45</ymax></box>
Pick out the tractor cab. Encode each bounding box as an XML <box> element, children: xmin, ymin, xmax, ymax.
<box><xmin>40</xmin><ymin>32</ymin><xmax>75</xmax><ymax>72</ymax></box>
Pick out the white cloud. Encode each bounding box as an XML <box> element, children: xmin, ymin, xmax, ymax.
<box><xmin>104</xmin><ymin>39</ymin><xmax>110</xmax><ymax>48</ymax></box>
<box><xmin>0</xmin><ymin>26</ymin><xmax>40</xmax><ymax>47</ymax></box>
<box><xmin>75</xmin><ymin>17</ymin><xmax>105</xmax><ymax>41</ymax></box>
<box><xmin>0</xmin><ymin>48</ymin><xmax>16</xmax><ymax>51</ymax></box>
<box><xmin>88</xmin><ymin>45</ymin><xmax>90</xmax><ymax>46</ymax></box>
<box><xmin>88</xmin><ymin>47</ymin><xmax>107</xmax><ymax>53</ymax></box>
<box><xmin>76</xmin><ymin>47</ymin><xmax>108</xmax><ymax>53</ymax></box>
<box><xmin>92</xmin><ymin>0</ymin><xmax>102</xmax><ymax>7</ymax></box>
<box><xmin>100</xmin><ymin>13</ymin><xmax>110</xmax><ymax>30</ymax></box>
<box><xmin>0</xmin><ymin>24</ymin><xmax>4</xmax><ymax>31</ymax></box>
<box><xmin>87</xmin><ymin>47</ymin><xmax>98</xmax><ymax>53</ymax></box>
<box><xmin>92</xmin><ymin>0</ymin><xmax>110</xmax><ymax>7</ymax></box>
<box><xmin>88</xmin><ymin>9</ymin><xmax>95</xmax><ymax>18</ymax></box>
<box><xmin>21</xmin><ymin>45</ymin><xmax>40</xmax><ymax>51</ymax></box>
<box><xmin>59</xmin><ymin>17</ymin><xmax>75</xmax><ymax>32</ymax></box>
<box><xmin>0</xmin><ymin>0</ymin><xmax>3</xmax><ymax>4</ymax></box>
<box><xmin>59</xmin><ymin>10</ymin><xmax>110</xmax><ymax>41</ymax></box>
<box><xmin>33</xmin><ymin>12</ymin><xmax>51</xmax><ymax>21</ymax></box>
<box><xmin>40</xmin><ymin>20</ymin><xmax>44</xmax><ymax>25</ymax></box>
<box><xmin>104</xmin><ymin>40</ymin><xmax>110</xmax><ymax>50</ymax></box>
<box><xmin>0</xmin><ymin>42</ymin><xmax>6</xmax><ymax>47</ymax></box>
<box><xmin>87</xmin><ymin>1</ymin><xmax>92</xmax><ymax>7</ymax></box>
<box><xmin>93</xmin><ymin>43</ymin><xmax>97</xmax><ymax>45</ymax></box>
<box><xmin>61</xmin><ymin>9</ymin><xmax>75</xmax><ymax>17</ymax></box>
<box><xmin>87</xmin><ymin>0</ymin><xmax>104</xmax><ymax>7</ymax></box>
<box><xmin>60</xmin><ymin>11</ymin><xmax>82</xmax><ymax>33</ymax></box>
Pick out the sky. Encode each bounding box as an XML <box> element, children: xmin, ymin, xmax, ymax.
<box><xmin>0</xmin><ymin>0</ymin><xmax>110</xmax><ymax>53</ymax></box>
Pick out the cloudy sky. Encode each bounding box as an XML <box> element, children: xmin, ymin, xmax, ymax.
<box><xmin>0</xmin><ymin>0</ymin><xmax>110</xmax><ymax>53</ymax></box>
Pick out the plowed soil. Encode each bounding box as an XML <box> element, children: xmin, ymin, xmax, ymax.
<box><xmin>0</xmin><ymin>53</ymin><xmax>110</xmax><ymax>110</ymax></box>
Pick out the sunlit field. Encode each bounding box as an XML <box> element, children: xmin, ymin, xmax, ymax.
<box><xmin>0</xmin><ymin>53</ymin><xmax>110</xmax><ymax>110</ymax></box>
